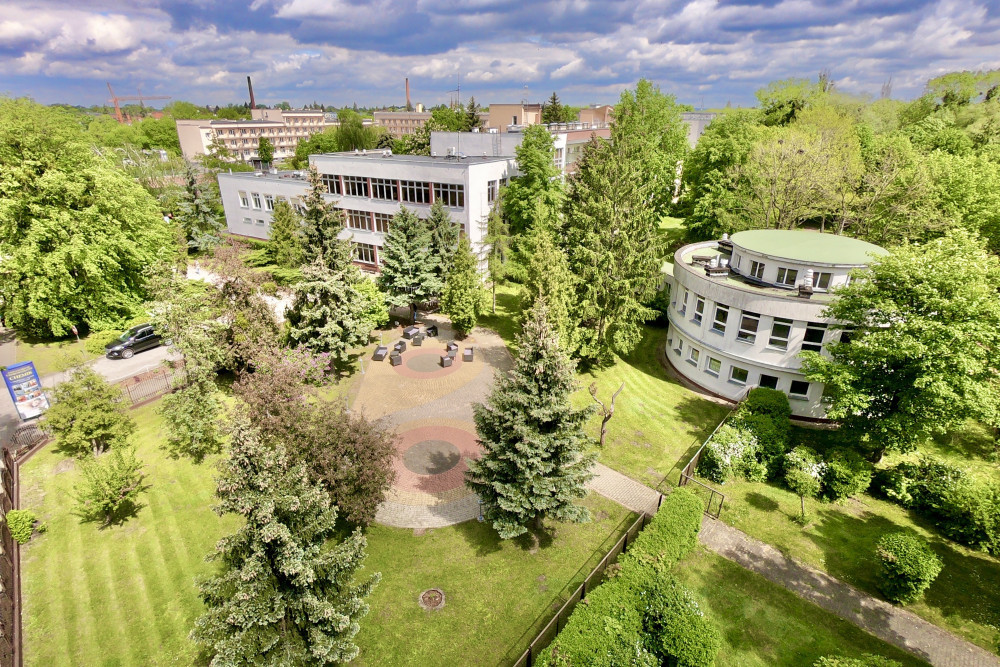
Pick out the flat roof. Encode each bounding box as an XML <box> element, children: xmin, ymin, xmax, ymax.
<box><xmin>731</xmin><ymin>230</ymin><xmax>887</xmax><ymax>266</ymax></box>
<box><xmin>312</xmin><ymin>152</ymin><xmax>512</xmax><ymax>166</ymax></box>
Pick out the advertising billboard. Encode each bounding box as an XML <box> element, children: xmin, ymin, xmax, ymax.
<box><xmin>2</xmin><ymin>361</ymin><xmax>50</xmax><ymax>421</ymax></box>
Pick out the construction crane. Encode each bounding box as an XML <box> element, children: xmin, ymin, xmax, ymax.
<box><xmin>106</xmin><ymin>82</ymin><xmax>171</xmax><ymax>123</ymax></box>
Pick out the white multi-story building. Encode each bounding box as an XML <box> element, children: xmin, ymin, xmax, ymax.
<box><xmin>663</xmin><ymin>230</ymin><xmax>888</xmax><ymax>419</ymax></box>
<box><xmin>177</xmin><ymin>108</ymin><xmax>328</xmax><ymax>162</ymax></box>
<box><xmin>217</xmin><ymin>151</ymin><xmax>516</xmax><ymax>270</ymax></box>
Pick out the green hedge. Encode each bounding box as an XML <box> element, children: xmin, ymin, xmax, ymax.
<box><xmin>875</xmin><ymin>532</ymin><xmax>943</xmax><ymax>604</ymax></box>
<box><xmin>821</xmin><ymin>448</ymin><xmax>873</xmax><ymax>502</ymax></box>
<box><xmin>742</xmin><ymin>387</ymin><xmax>792</xmax><ymax>421</ymax></box>
<box><xmin>539</xmin><ymin>489</ymin><xmax>714</xmax><ymax>666</ymax></box>
<box><xmin>815</xmin><ymin>655</ymin><xmax>902</xmax><ymax>667</ymax></box>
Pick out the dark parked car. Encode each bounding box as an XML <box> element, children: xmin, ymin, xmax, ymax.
<box><xmin>105</xmin><ymin>324</ymin><xmax>168</xmax><ymax>359</ymax></box>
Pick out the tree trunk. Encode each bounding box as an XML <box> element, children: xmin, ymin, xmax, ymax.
<box><xmin>92</xmin><ymin>439</ymin><xmax>100</xmax><ymax>457</ymax></box>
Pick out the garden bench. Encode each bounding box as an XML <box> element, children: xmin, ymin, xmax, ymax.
<box><xmin>372</xmin><ymin>346</ymin><xmax>388</xmax><ymax>361</ymax></box>
<box><xmin>403</xmin><ymin>326</ymin><xmax>419</xmax><ymax>339</ymax></box>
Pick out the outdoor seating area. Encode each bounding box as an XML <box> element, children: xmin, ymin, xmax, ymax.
<box><xmin>394</xmin><ymin>341</ymin><xmax>407</xmax><ymax>354</ymax></box>
<box><xmin>370</xmin><ymin>325</ymin><xmax>477</xmax><ymax>369</ymax></box>
<box><xmin>413</xmin><ymin>334</ymin><xmax>424</xmax><ymax>346</ymax></box>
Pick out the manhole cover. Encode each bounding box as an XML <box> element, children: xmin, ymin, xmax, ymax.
<box><xmin>419</xmin><ymin>588</ymin><xmax>445</xmax><ymax>610</ymax></box>
<box><xmin>403</xmin><ymin>440</ymin><xmax>461</xmax><ymax>475</ymax></box>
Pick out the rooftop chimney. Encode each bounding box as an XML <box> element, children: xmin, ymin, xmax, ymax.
<box><xmin>405</xmin><ymin>78</ymin><xmax>412</xmax><ymax>110</ymax></box>
<box><xmin>247</xmin><ymin>76</ymin><xmax>256</xmax><ymax>110</ymax></box>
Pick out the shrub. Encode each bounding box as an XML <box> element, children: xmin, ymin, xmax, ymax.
<box><xmin>5</xmin><ymin>509</ymin><xmax>36</xmax><ymax>544</ymax></box>
<box><xmin>642</xmin><ymin>574</ymin><xmax>721</xmax><ymax>667</ymax></box>
<box><xmin>697</xmin><ymin>424</ymin><xmax>759</xmax><ymax>483</ymax></box>
<box><xmin>871</xmin><ymin>462</ymin><xmax>921</xmax><ymax>507</ymax></box>
<box><xmin>84</xmin><ymin>330</ymin><xmax>125</xmax><ymax>355</ymax></box>
<box><xmin>742</xmin><ymin>387</ymin><xmax>792</xmax><ymax>421</ymax></box>
<box><xmin>822</xmin><ymin>448</ymin><xmax>873</xmax><ymax>502</ymax></box>
<box><xmin>815</xmin><ymin>655</ymin><xmax>902</xmax><ymax>667</ymax></box>
<box><xmin>266</xmin><ymin>266</ymin><xmax>303</xmax><ymax>286</ymax></box>
<box><xmin>622</xmin><ymin>488</ymin><xmax>703</xmax><ymax>571</ymax></box>
<box><xmin>260</xmin><ymin>281</ymin><xmax>279</xmax><ymax>296</ymax></box>
<box><xmin>734</xmin><ymin>413</ymin><xmax>789</xmax><ymax>479</ymax></box>
<box><xmin>875</xmin><ymin>532</ymin><xmax>943</xmax><ymax>604</ymax></box>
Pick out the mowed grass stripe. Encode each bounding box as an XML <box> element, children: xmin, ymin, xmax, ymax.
<box><xmin>96</xmin><ymin>528</ymin><xmax>150</xmax><ymax>666</ymax></box>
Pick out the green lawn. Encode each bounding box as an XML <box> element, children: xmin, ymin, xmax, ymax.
<box><xmin>478</xmin><ymin>283</ymin><xmax>524</xmax><ymax>349</ymax></box>
<box><xmin>674</xmin><ymin>547</ymin><xmax>927</xmax><ymax>666</ymax></box>
<box><xmin>19</xmin><ymin>398</ymin><xmax>637</xmax><ymax>666</ymax></box>
<box><xmin>357</xmin><ymin>495</ymin><xmax>635</xmax><ymax>665</ymax></box>
<box><xmin>712</xmin><ymin>480</ymin><xmax>1000</xmax><ymax>652</ymax></box>
<box><xmin>579</xmin><ymin>325</ymin><xmax>729</xmax><ymax>489</ymax></box>
<box><xmin>14</xmin><ymin>335</ymin><xmax>100</xmax><ymax>376</ymax></box>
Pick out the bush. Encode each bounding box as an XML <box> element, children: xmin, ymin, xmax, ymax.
<box><xmin>265</xmin><ymin>266</ymin><xmax>303</xmax><ymax>286</ymax></box>
<box><xmin>642</xmin><ymin>574</ymin><xmax>721</xmax><ymax>667</ymax></box>
<box><xmin>84</xmin><ymin>329</ymin><xmax>125</xmax><ymax>355</ymax></box>
<box><xmin>622</xmin><ymin>488</ymin><xmax>703</xmax><ymax>571</ymax></box>
<box><xmin>734</xmin><ymin>413</ymin><xmax>789</xmax><ymax>479</ymax></box>
<box><xmin>697</xmin><ymin>424</ymin><xmax>759</xmax><ymax>483</ymax></box>
<box><xmin>260</xmin><ymin>281</ymin><xmax>279</xmax><ymax>296</ymax></box>
<box><xmin>875</xmin><ymin>532</ymin><xmax>943</xmax><ymax>604</ymax></box>
<box><xmin>742</xmin><ymin>387</ymin><xmax>792</xmax><ymax>421</ymax></box>
<box><xmin>822</xmin><ymin>448</ymin><xmax>873</xmax><ymax>502</ymax></box>
<box><xmin>5</xmin><ymin>509</ymin><xmax>36</xmax><ymax>544</ymax></box>
<box><xmin>871</xmin><ymin>462</ymin><xmax>921</xmax><ymax>507</ymax></box>
<box><xmin>815</xmin><ymin>655</ymin><xmax>902</xmax><ymax>667</ymax></box>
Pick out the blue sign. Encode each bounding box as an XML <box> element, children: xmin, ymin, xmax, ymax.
<box><xmin>2</xmin><ymin>361</ymin><xmax>49</xmax><ymax>421</ymax></box>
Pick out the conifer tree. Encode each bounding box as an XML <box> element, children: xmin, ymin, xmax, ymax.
<box><xmin>503</xmin><ymin>124</ymin><xmax>564</xmax><ymax>235</ymax></box>
<box><xmin>268</xmin><ymin>199</ymin><xmax>304</xmax><ymax>268</ymax></box>
<box><xmin>377</xmin><ymin>207</ymin><xmax>442</xmax><ymax>322</ymax></box>
<box><xmin>302</xmin><ymin>167</ymin><xmax>352</xmax><ymax>268</ymax></box>
<box><xmin>427</xmin><ymin>200</ymin><xmax>460</xmax><ymax>282</ymax></box>
<box><xmin>175</xmin><ymin>162</ymin><xmax>224</xmax><ymax>251</ymax></box>
<box><xmin>464</xmin><ymin>96</ymin><xmax>484</xmax><ymax>131</ymax></box>
<box><xmin>482</xmin><ymin>197</ymin><xmax>511</xmax><ymax>314</ymax></box>
<box><xmin>564</xmin><ymin>135</ymin><xmax>663</xmax><ymax>365</ymax></box>
<box><xmin>191</xmin><ymin>414</ymin><xmax>379</xmax><ymax>664</ymax></box>
<box><xmin>542</xmin><ymin>92</ymin><xmax>564</xmax><ymax>124</ymax></box>
<box><xmin>524</xmin><ymin>225</ymin><xmax>578</xmax><ymax>354</ymax></box>
<box><xmin>441</xmin><ymin>235</ymin><xmax>485</xmax><ymax>335</ymax></box>
<box><xmin>159</xmin><ymin>378</ymin><xmax>224</xmax><ymax>462</ymax></box>
<box><xmin>466</xmin><ymin>298</ymin><xmax>596</xmax><ymax>539</ymax></box>
<box><xmin>286</xmin><ymin>258</ymin><xmax>387</xmax><ymax>367</ymax></box>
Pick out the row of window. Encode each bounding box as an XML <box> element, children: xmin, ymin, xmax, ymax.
<box><xmin>355</xmin><ymin>242</ymin><xmax>377</xmax><ymax>265</ymax></box>
<box><xmin>672</xmin><ymin>337</ymin><xmax>811</xmax><ymax>398</ymax></box>
<box><xmin>318</xmin><ymin>174</ymin><xmax>466</xmax><ymax>208</ymax></box>
<box><xmin>345</xmin><ymin>210</ymin><xmax>392</xmax><ymax>234</ymax></box>
<box><xmin>242</xmin><ymin>217</ymin><xmax>268</xmax><ymax>227</ymax></box>
<box><xmin>238</xmin><ymin>191</ymin><xmax>305</xmax><ymax>214</ymax></box>
<box><xmin>677</xmin><ymin>289</ymin><xmax>831</xmax><ymax>353</ymax></box>
<box><xmin>732</xmin><ymin>254</ymin><xmax>834</xmax><ymax>290</ymax></box>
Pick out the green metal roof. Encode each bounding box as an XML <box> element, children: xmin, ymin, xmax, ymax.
<box><xmin>730</xmin><ymin>230</ymin><xmax>888</xmax><ymax>266</ymax></box>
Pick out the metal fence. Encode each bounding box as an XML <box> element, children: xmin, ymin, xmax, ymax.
<box><xmin>509</xmin><ymin>511</ymin><xmax>651</xmax><ymax>667</ymax></box>
<box><xmin>118</xmin><ymin>369</ymin><xmax>175</xmax><ymax>406</ymax></box>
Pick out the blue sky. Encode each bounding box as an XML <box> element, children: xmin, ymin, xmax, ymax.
<box><xmin>1</xmin><ymin>0</ymin><xmax>998</xmax><ymax>109</ymax></box>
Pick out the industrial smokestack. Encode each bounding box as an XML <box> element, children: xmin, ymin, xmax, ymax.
<box><xmin>247</xmin><ymin>76</ymin><xmax>256</xmax><ymax>110</ymax></box>
<box><xmin>405</xmin><ymin>77</ymin><xmax>412</xmax><ymax>111</ymax></box>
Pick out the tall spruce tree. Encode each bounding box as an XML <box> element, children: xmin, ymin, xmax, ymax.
<box><xmin>377</xmin><ymin>207</ymin><xmax>442</xmax><ymax>322</ymax></box>
<box><xmin>524</xmin><ymin>225</ymin><xmax>578</xmax><ymax>354</ymax></box>
<box><xmin>464</xmin><ymin>97</ymin><xmax>484</xmax><ymax>131</ymax></box>
<box><xmin>268</xmin><ymin>199</ymin><xmax>305</xmax><ymax>268</ymax></box>
<box><xmin>427</xmin><ymin>200</ymin><xmax>460</xmax><ymax>282</ymax></box>
<box><xmin>482</xmin><ymin>197</ymin><xmax>511</xmax><ymax>314</ymax></box>
<box><xmin>542</xmin><ymin>92</ymin><xmax>564</xmax><ymax>124</ymax></box>
<box><xmin>502</xmin><ymin>124</ymin><xmax>564</xmax><ymax>235</ymax></box>
<box><xmin>175</xmin><ymin>163</ymin><xmax>224</xmax><ymax>251</ymax></box>
<box><xmin>441</xmin><ymin>235</ymin><xmax>485</xmax><ymax>335</ymax></box>
<box><xmin>286</xmin><ymin>258</ymin><xmax>387</xmax><ymax>367</ymax></box>
<box><xmin>302</xmin><ymin>167</ymin><xmax>351</xmax><ymax>268</ymax></box>
<box><xmin>466</xmin><ymin>297</ymin><xmax>596</xmax><ymax>539</ymax></box>
<box><xmin>191</xmin><ymin>414</ymin><xmax>379</xmax><ymax>664</ymax></box>
<box><xmin>564</xmin><ymin>135</ymin><xmax>663</xmax><ymax>365</ymax></box>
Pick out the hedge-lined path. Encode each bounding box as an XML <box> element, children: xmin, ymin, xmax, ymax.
<box><xmin>586</xmin><ymin>465</ymin><xmax>999</xmax><ymax>667</ymax></box>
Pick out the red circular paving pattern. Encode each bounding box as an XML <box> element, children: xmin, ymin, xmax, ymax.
<box><xmin>390</xmin><ymin>349</ymin><xmax>463</xmax><ymax>379</ymax></box>
<box><xmin>393</xmin><ymin>425</ymin><xmax>480</xmax><ymax>494</ymax></box>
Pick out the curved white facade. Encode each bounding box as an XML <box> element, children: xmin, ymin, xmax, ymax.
<box><xmin>664</xmin><ymin>231</ymin><xmax>887</xmax><ymax>419</ymax></box>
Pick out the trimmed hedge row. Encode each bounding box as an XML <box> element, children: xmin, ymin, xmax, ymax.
<box><xmin>815</xmin><ymin>656</ymin><xmax>902</xmax><ymax>667</ymax></box>
<box><xmin>539</xmin><ymin>489</ymin><xmax>719</xmax><ymax>667</ymax></box>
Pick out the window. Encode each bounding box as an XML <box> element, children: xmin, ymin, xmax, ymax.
<box><xmin>354</xmin><ymin>243</ymin><xmax>377</xmax><ymax>264</ymax></box>
<box><xmin>693</xmin><ymin>296</ymin><xmax>705</xmax><ymax>324</ymax></box>
<box><xmin>687</xmin><ymin>348</ymin><xmax>700</xmax><ymax>365</ymax></box>
<box><xmin>730</xmin><ymin>366</ymin><xmax>749</xmax><ymax>384</ymax></box>
<box><xmin>371</xmin><ymin>178</ymin><xmax>398</xmax><ymax>201</ymax></box>
<box><xmin>673</xmin><ymin>338</ymin><xmax>683</xmax><ymax>355</ymax></box>
<box><xmin>373</xmin><ymin>212</ymin><xmax>392</xmax><ymax>234</ymax></box>
<box><xmin>488</xmin><ymin>180</ymin><xmax>498</xmax><ymax>203</ymax></box>
<box><xmin>733</xmin><ymin>253</ymin><xmax>742</xmax><ymax>269</ymax></box>
<box><xmin>776</xmin><ymin>267</ymin><xmax>798</xmax><ymax>286</ymax></box>
<box><xmin>346</xmin><ymin>210</ymin><xmax>372</xmax><ymax>231</ymax></box>
<box><xmin>814</xmin><ymin>272</ymin><xmax>832</xmax><ymax>291</ymax></box>
<box><xmin>789</xmin><ymin>380</ymin><xmax>810</xmax><ymax>399</ymax></box>
<box><xmin>320</xmin><ymin>173</ymin><xmax>341</xmax><ymax>195</ymax></box>
<box><xmin>678</xmin><ymin>289</ymin><xmax>689</xmax><ymax>315</ymax></box>
<box><xmin>242</xmin><ymin>217</ymin><xmax>251</xmax><ymax>225</ymax></box>
<box><xmin>759</xmin><ymin>374</ymin><xmax>779</xmax><ymax>390</ymax></box>
<box><xmin>251</xmin><ymin>193</ymin><xmax>262</xmax><ymax>210</ymax></box>
<box><xmin>343</xmin><ymin>176</ymin><xmax>369</xmax><ymax>198</ymax></box>
<box><xmin>736</xmin><ymin>311</ymin><xmax>760</xmax><ymax>343</ymax></box>
<box><xmin>239</xmin><ymin>191</ymin><xmax>249</xmax><ymax>208</ymax></box>
<box><xmin>839</xmin><ymin>327</ymin><xmax>855</xmax><ymax>345</ymax></box>
<box><xmin>749</xmin><ymin>260</ymin><xmax>765</xmax><ymax>280</ymax></box>
<box><xmin>264</xmin><ymin>194</ymin><xmax>274</xmax><ymax>211</ymax></box>
<box><xmin>706</xmin><ymin>357</ymin><xmax>722</xmax><ymax>376</ymax></box>
<box><xmin>401</xmin><ymin>180</ymin><xmax>430</xmax><ymax>204</ymax></box>
<box><xmin>711</xmin><ymin>305</ymin><xmax>729</xmax><ymax>334</ymax></box>
<box><xmin>768</xmin><ymin>318</ymin><xmax>793</xmax><ymax>350</ymax></box>
<box><xmin>256</xmin><ymin>219</ymin><xmax>265</xmax><ymax>226</ymax></box>
<box><xmin>434</xmin><ymin>182</ymin><xmax>465</xmax><ymax>208</ymax></box>
<box><xmin>801</xmin><ymin>323</ymin><xmax>827</xmax><ymax>353</ymax></box>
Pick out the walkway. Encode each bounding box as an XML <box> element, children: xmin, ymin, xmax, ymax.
<box><xmin>584</xmin><ymin>468</ymin><xmax>1000</xmax><ymax>667</ymax></box>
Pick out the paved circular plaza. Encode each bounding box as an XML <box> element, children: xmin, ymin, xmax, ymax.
<box><xmin>353</xmin><ymin>318</ymin><xmax>512</xmax><ymax>528</ymax></box>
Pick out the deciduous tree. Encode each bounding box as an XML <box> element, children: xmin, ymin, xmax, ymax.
<box><xmin>75</xmin><ymin>446</ymin><xmax>146</xmax><ymax>526</ymax></box>
<box><xmin>466</xmin><ymin>298</ymin><xmax>596</xmax><ymax>539</ymax></box>
<box><xmin>44</xmin><ymin>366</ymin><xmax>136</xmax><ymax>457</ymax></box>
<box><xmin>523</xmin><ymin>226</ymin><xmax>578</xmax><ymax>353</ymax></box>
<box><xmin>503</xmin><ymin>124</ymin><xmax>564</xmax><ymax>235</ymax></box>
<box><xmin>159</xmin><ymin>379</ymin><xmax>224</xmax><ymax>462</ymax></box>
<box><xmin>256</xmin><ymin>136</ymin><xmax>274</xmax><ymax>166</ymax></box>
<box><xmin>191</xmin><ymin>414</ymin><xmax>379</xmax><ymax>664</ymax></box>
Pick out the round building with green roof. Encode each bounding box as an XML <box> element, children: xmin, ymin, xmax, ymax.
<box><xmin>664</xmin><ymin>230</ymin><xmax>887</xmax><ymax>419</ymax></box>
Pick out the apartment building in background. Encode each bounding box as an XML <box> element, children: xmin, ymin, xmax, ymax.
<box><xmin>486</xmin><ymin>103</ymin><xmax>543</xmax><ymax>132</ymax></box>
<box><xmin>217</xmin><ymin>151</ymin><xmax>516</xmax><ymax>271</ymax></box>
<box><xmin>176</xmin><ymin>108</ymin><xmax>328</xmax><ymax>162</ymax></box>
<box><xmin>577</xmin><ymin>104</ymin><xmax>614</xmax><ymax>127</ymax></box>
<box><xmin>663</xmin><ymin>230</ymin><xmax>887</xmax><ymax>419</ymax></box>
<box><xmin>373</xmin><ymin>111</ymin><xmax>433</xmax><ymax>139</ymax></box>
